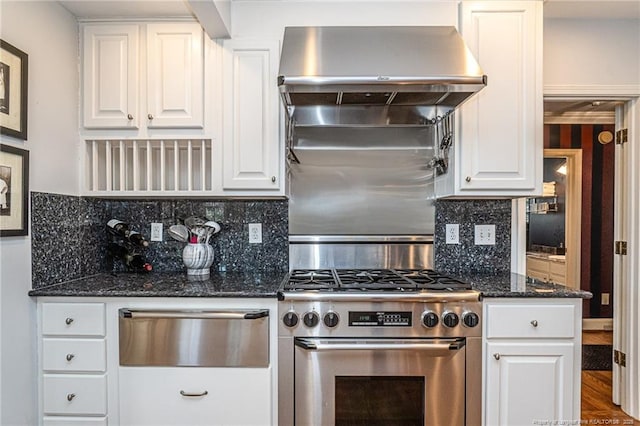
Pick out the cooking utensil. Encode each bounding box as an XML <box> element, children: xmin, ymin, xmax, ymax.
<box><xmin>204</xmin><ymin>221</ymin><xmax>221</xmax><ymax>243</ymax></box>
<box><xmin>168</xmin><ymin>224</ymin><xmax>189</xmax><ymax>242</ymax></box>
<box><xmin>184</xmin><ymin>216</ymin><xmax>206</xmax><ymax>229</ymax></box>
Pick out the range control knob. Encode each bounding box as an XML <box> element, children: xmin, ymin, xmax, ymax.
<box><xmin>462</xmin><ymin>311</ymin><xmax>480</xmax><ymax>328</ymax></box>
<box><xmin>421</xmin><ymin>311</ymin><xmax>439</xmax><ymax>328</ymax></box>
<box><xmin>303</xmin><ymin>311</ymin><xmax>320</xmax><ymax>328</ymax></box>
<box><xmin>323</xmin><ymin>311</ymin><xmax>339</xmax><ymax>328</ymax></box>
<box><xmin>283</xmin><ymin>311</ymin><xmax>299</xmax><ymax>328</ymax></box>
<box><xmin>442</xmin><ymin>311</ymin><xmax>460</xmax><ymax>328</ymax></box>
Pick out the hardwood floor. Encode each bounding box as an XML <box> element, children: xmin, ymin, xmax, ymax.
<box><xmin>583</xmin><ymin>330</ymin><xmax>614</xmax><ymax>345</ymax></box>
<box><xmin>581</xmin><ymin>330</ymin><xmax>639</xmax><ymax>425</ymax></box>
<box><xmin>582</xmin><ymin>371</ymin><xmax>639</xmax><ymax>425</ymax></box>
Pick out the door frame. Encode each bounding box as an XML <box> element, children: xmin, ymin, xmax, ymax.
<box><xmin>542</xmin><ymin>148</ymin><xmax>582</xmax><ymax>290</ymax></box>
<box><xmin>514</xmin><ymin>92</ymin><xmax>639</xmax><ymax>419</ymax></box>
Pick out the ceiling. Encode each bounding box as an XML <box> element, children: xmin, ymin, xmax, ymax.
<box><xmin>58</xmin><ymin>0</ymin><xmax>640</xmax><ymax>20</ymax></box>
<box><xmin>544</xmin><ymin>100</ymin><xmax>621</xmax><ymax>124</ymax></box>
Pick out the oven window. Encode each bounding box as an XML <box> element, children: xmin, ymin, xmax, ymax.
<box><xmin>335</xmin><ymin>376</ymin><xmax>424</xmax><ymax>426</ymax></box>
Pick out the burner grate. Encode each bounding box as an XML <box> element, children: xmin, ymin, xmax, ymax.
<box><xmin>285</xmin><ymin>269</ymin><xmax>471</xmax><ymax>292</ymax></box>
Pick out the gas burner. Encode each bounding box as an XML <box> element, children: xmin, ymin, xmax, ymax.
<box><xmin>285</xmin><ymin>269</ymin><xmax>338</xmax><ymax>290</ymax></box>
<box><xmin>285</xmin><ymin>268</ymin><xmax>471</xmax><ymax>292</ymax></box>
<box><xmin>395</xmin><ymin>269</ymin><xmax>471</xmax><ymax>290</ymax></box>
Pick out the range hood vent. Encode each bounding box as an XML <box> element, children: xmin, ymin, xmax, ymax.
<box><xmin>278</xmin><ymin>25</ymin><xmax>487</xmax><ymax>126</ymax></box>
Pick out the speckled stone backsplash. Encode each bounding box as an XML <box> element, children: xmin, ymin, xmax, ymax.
<box><xmin>31</xmin><ymin>192</ymin><xmax>288</xmax><ymax>288</ymax></box>
<box><xmin>434</xmin><ymin>199</ymin><xmax>511</xmax><ymax>274</ymax></box>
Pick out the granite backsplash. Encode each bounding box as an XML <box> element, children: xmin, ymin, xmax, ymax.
<box><xmin>31</xmin><ymin>192</ymin><xmax>288</xmax><ymax>289</ymax></box>
<box><xmin>434</xmin><ymin>199</ymin><xmax>512</xmax><ymax>275</ymax></box>
<box><xmin>31</xmin><ymin>192</ymin><xmax>511</xmax><ymax>288</ymax></box>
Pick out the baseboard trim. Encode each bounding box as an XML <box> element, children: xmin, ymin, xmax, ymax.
<box><xmin>583</xmin><ymin>318</ymin><xmax>614</xmax><ymax>331</ymax></box>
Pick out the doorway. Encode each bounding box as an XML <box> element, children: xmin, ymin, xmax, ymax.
<box><xmin>538</xmin><ymin>99</ymin><xmax>619</xmax><ymax>326</ymax></box>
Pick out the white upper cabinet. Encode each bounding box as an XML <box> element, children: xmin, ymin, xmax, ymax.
<box><xmin>83</xmin><ymin>25</ymin><xmax>139</xmax><ymax>129</ymax></box>
<box><xmin>82</xmin><ymin>22</ymin><xmax>204</xmax><ymax>130</ymax></box>
<box><xmin>221</xmin><ymin>39</ymin><xmax>281</xmax><ymax>191</ymax></box>
<box><xmin>146</xmin><ymin>23</ymin><xmax>204</xmax><ymax>128</ymax></box>
<box><xmin>437</xmin><ymin>1</ymin><xmax>543</xmax><ymax>197</ymax></box>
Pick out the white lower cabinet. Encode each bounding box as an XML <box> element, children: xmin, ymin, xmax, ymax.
<box><xmin>40</xmin><ymin>302</ymin><xmax>107</xmax><ymax>425</ymax></box>
<box><xmin>119</xmin><ymin>367</ymin><xmax>271</xmax><ymax>426</ymax></box>
<box><xmin>483</xmin><ymin>299</ymin><xmax>582</xmax><ymax>426</ymax></box>
<box><xmin>37</xmin><ymin>298</ymin><xmax>277</xmax><ymax>426</ymax></box>
<box><xmin>43</xmin><ymin>374</ymin><xmax>107</xmax><ymax>416</ymax></box>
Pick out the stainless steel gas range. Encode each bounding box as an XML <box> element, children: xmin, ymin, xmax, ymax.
<box><xmin>277</xmin><ymin>268</ymin><xmax>482</xmax><ymax>426</ymax></box>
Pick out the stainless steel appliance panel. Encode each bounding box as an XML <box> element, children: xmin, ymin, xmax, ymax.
<box><xmin>119</xmin><ymin>309</ymin><xmax>269</xmax><ymax>367</ymax></box>
<box><xmin>294</xmin><ymin>337</ymin><xmax>466</xmax><ymax>426</ymax></box>
<box><xmin>289</xmin><ymin>241</ymin><xmax>433</xmax><ymax>270</ymax></box>
<box><xmin>289</xmin><ymin>148</ymin><xmax>435</xmax><ymax>236</ymax></box>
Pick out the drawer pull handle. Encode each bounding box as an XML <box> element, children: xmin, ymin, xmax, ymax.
<box><xmin>493</xmin><ymin>353</ymin><xmax>501</xmax><ymax>360</ymax></box>
<box><xmin>66</xmin><ymin>354</ymin><xmax>75</xmax><ymax>362</ymax></box>
<box><xmin>148</xmin><ymin>114</ymin><xmax>154</xmax><ymax>120</ymax></box>
<box><xmin>67</xmin><ymin>393</ymin><xmax>76</xmax><ymax>402</ymax></box>
<box><xmin>465</xmin><ymin>176</ymin><xmax>471</xmax><ymax>183</ymax></box>
<box><xmin>271</xmin><ymin>176</ymin><xmax>276</xmax><ymax>183</ymax></box>
<box><xmin>180</xmin><ymin>390</ymin><xmax>208</xmax><ymax>397</ymax></box>
<box><xmin>127</xmin><ymin>114</ymin><xmax>133</xmax><ymax>120</ymax></box>
<box><xmin>65</xmin><ymin>318</ymin><xmax>74</xmax><ymax>325</ymax></box>
<box><xmin>530</xmin><ymin>320</ymin><xmax>539</xmax><ymax>327</ymax></box>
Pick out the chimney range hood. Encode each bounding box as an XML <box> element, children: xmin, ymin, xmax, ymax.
<box><xmin>278</xmin><ymin>26</ymin><xmax>487</xmax><ymax>127</ymax></box>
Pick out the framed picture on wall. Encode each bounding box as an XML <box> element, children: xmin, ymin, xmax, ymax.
<box><xmin>0</xmin><ymin>39</ymin><xmax>28</xmax><ymax>140</ymax></box>
<box><xmin>0</xmin><ymin>144</ymin><xmax>29</xmax><ymax>236</ymax></box>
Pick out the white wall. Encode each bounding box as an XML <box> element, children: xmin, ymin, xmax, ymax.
<box><xmin>544</xmin><ymin>18</ymin><xmax>640</xmax><ymax>93</ymax></box>
<box><xmin>231</xmin><ymin>0</ymin><xmax>458</xmax><ymax>38</ymax></box>
<box><xmin>0</xmin><ymin>1</ymin><xmax>80</xmax><ymax>424</ymax></box>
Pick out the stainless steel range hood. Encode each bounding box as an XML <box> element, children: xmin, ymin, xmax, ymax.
<box><xmin>278</xmin><ymin>26</ymin><xmax>486</xmax><ymax>126</ymax></box>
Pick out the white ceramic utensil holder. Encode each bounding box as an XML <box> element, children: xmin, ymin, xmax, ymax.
<box><xmin>182</xmin><ymin>243</ymin><xmax>214</xmax><ymax>276</ymax></box>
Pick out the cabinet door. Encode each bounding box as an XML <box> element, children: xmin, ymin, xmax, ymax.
<box><xmin>119</xmin><ymin>366</ymin><xmax>272</xmax><ymax>425</ymax></box>
<box><xmin>83</xmin><ymin>25</ymin><xmax>139</xmax><ymax>129</ymax></box>
<box><xmin>222</xmin><ymin>40</ymin><xmax>281</xmax><ymax>190</ymax></box>
<box><xmin>146</xmin><ymin>23</ymin><xmax>204</xmax><ymax>128</ymax></box>
<box><xmin>457</xmin><ymin>1</ymin><xmax>542</xmax><ymax>195</ymax></box>
<box><xmin>485</xmin><ymin>341</ymin><xmax>574</xmax><ymax>425</ymax></box>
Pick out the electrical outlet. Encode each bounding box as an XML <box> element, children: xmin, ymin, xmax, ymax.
<box><xmin>150</xmin><ymin>223</ymin><xmax>163</xmax><ymax>242</ymax></box>
<box><xmin>249</xmin><ymin>223</ymin><xmax>262</xmax><ymax>244</ymax></box>
<box><xmin>474</xmin><ymin>224</ymin><xmax>496</xmax><ymax>245</ymax></box>
<box><xmin>446</xmin><ymin>224</ymin><xmax>460</xmax><ymax>244</ymax></box>
<box><xmin>602</xmin><ymin>293</ymin><xmax>610</xmax><ymax>305</ymax></box>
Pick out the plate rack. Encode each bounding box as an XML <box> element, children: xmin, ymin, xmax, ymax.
<box><xmin>84</xmin><ymin>139</ymin><xmax>213</xmax><ymax>195</ymax></box>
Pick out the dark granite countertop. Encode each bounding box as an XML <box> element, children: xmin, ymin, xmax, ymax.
<box><xmin>454</xmin><ymin>272</ymin><xmax>593</xmax><ymax>299</ymax></box>
<box><xmin>29</xmin><ymin>271</ymin><xmax>591</xmax><ymax>299</ymax></box>
<box><xmin>28</xmin><ymin>271</ymin><xmax>286</xmax><ymax>298</ymax></box>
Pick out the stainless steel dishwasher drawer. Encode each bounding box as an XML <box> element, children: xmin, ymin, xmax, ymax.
<box><xmin>118</xmin><ymin>309</ymin><xmax>269</xmax><ymax>367</ymax></box>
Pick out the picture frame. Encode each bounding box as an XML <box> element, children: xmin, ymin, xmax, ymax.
<box><xmin>0</xmin><ymin>39</ymin><xmax>28</xmax><ymax>140</ymax></box>
<box><xmin>0</xmin><ymin>144</ymin><xmax>29</xmax><ymax>236</ymax></box>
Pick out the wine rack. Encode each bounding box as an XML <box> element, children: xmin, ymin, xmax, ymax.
<box><xmin>84</xmin><ymin>139</ymin><xmax>212</xmax><ymax>195</ymax></box>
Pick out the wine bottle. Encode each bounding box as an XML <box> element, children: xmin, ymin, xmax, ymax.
<box><xmin>106</xmin><ymin>219</ymin><xmax>149</xmax><ymax>247</ymax></box>
<box><xmin>106</xmin><ymin>219</ymin><xmax>129</xmax><ymax>238</ymax></box>
<box><xmin>126</xmin><ymin>230</ymin><xmax>150</xmax><ymax>248</ymax></box>
<box><xmin>107</xmin><ymin>243</ymin><xmax>152</xmax><ymax>273</ymax></box>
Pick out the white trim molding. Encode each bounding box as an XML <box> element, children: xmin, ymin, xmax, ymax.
<box><xmin>545</xmin><ymin>84</ymin><xmax>640</xmax><ymax>98</ymax></box>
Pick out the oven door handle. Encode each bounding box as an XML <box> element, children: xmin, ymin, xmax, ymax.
<box><xmin>295</xmin><ymin>338</ymin><xmax>466</xmax><ymax>353</ymax></box>
<box><xmin>119</xmin><ymin>309</ymin><xmax>269</xmax><ymax>320</ymax></box>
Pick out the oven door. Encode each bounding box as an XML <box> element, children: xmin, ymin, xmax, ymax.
<box><xmin>294</xmin><ymin>337</ymin><xmax>466</xmax><ymax>426</ymax></box>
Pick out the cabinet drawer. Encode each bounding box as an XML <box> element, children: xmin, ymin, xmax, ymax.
<box><xmin>42</xmin><ymin>303</ymin><xmax>105</xmax><ymax>336</ymax></box>
<box><xmin>44</xmin><ymin>417</ymin><xmax>108</xmax><ymax>426</ymax></box>
<box><xmin>119</xmin><ymin>366</ymin><xmax>272</xmax><ymax>425</ymax></box>
<box><xmin>43</xmin><ymin>374</ymin><xmax>107</xmax><ymax>415</ymax></box>
<box><xmin>526</xmin><ymin>256</ymin><xmax>548</xmax><ymax>273</ymax></box>
<box><xmin>486</xmin><ymin>304</ymin><xmax>575</xmax><ymax>338</ymax></box>
<box><xmin>43</xmin><ymin>338</ymin><xmax>106</xmax><ymax>372</ymax></box>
